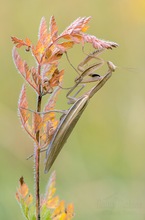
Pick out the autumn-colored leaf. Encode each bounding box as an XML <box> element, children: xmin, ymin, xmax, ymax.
<box><xmin>11</xmin><ymin>36</ymin><xmax>31</xmax><ymax>50</ymax></box>
<box><xmin>43</xmin><ymin>64</ymin><xmax>57</xmax><ymax>77</ymax></box>
<box><xmin>40</xmin><ymin>87</ymin><xmax>60</xmax><ymax>145</ymax></box>
<box><xmin>61</xmin><ymin>17</ymin><xmax>91</xmax><ymax>36</ymax></box>
<box><xmin>42</xmin><ymin>171</ymin><xmax>59</xmax><ymax>209</ymax></box>
<box><xmin>49</xmin><ymin>69</ymin><xmax>64</xmax><ymax>88</ymax></box>
<box><xmin>41</xmin><ymin>47</ymin><xmax>53</xmax><ymax>64</ymax></box>
<box><xmin>44</xmin><ymin>86</ymin><xmax>61</xmax><ymax>112</ymax></box>
<box><xmin>16</xmin><ymin>176</ymin><xmax>33</xmax><ymax>205</ymax></box>
<box><xmin>32</xmin><ymin>112</ymin><xmax>43</xmax><ymax>134</ymax></box>
<box><xmin>51</xmin><ymin>201</ymin><xmax>65</xmax><ymax>219</ymax></box>
<box><xmin>83</xmin><ymin>34</ymin><xmax>119</xmax><ymax>49</ymax></box>
<box><xmin>71</xmin><ymin>34</ymin><xmax>84</xmax><ymax>44</ymax></box>
<box><xmin>33</xmin><ymin>40</ymin><xmax>45</xmax><ymax>56</ymax></box>
<box><xmin>56</xmin><ymin>41</ymin><xmax>74</xmax><ymax>52</ymax></box>
<box><xmin>25</xmin><ymin>194</ymin><xmax>33</xmax><ymax>206</ymax></box>
<box><xmin>18</xmin><ymin>85</ymin><xmax>35</xmax><ymax>140</ymax></box>
<box><xmin>45</xmin><ymin>171</ymin><xmax>56</xmax><ymax>200</ymax></box>
<box><xmin>12</xmin><ymin>48</ymin><xmax>39</xmax><ymax>93</ymax></box>
<box><xmin>18</xmin><ymin>85</ymin><xmax>30</xmax><ymax>124</ymax></box>
<box><xmin>40</xmin><ymin>120</ymin><xmax>58</xmax><ymax>147</ymax></box>
<box><xmin>16</xmin><ymin>177</ymin><xmax>34</xmax><ymax>219</ymax></box>
<box><xmin>18</xmin><ymin>176</ymin><xmax>29</xmax><ymax>199</ymax></box>
<box><xmin>41</xmin><ymin>47</ymin><xmax>62</xmax><ymax>65</ymax></box>
<box><xmin>38</xmin><ymin>17</ymin><xmax>51</xmax><ymax>45</ymax></box>
<box><xmin>32</xmin><ymin>17</ymin><xmax>51</xmax><ymax>63</ymax></box>
<box><xmin>41</xmin><ymin>67</ymin><xmax>64</xmax><ymax>94</ymax></box>
<box><xmin>51</xmin><ymin>202</ymin><xmax>74</xmax><ymax>220</ymax></box>
<box><xmin>49</xmin><ymin>16</ymin><xmax>58</xmax><ymax>42</ymax></box>
<box><xmin>66</xmin><ymin>204</ymin><xmax>74</xmax><ymax>219</ymax></box>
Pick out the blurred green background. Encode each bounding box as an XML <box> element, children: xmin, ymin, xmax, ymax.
<box><xmin>1</xmin><ymin>0</ymin><xmax>145</xmax><ymax>219</ymax></box>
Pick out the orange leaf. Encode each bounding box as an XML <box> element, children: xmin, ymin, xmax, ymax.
<box><xmin>66</xmin><ymin>204</ymin><xmax>74</xmax><ymax>219</ymax></box>
<box><xmin>25</xmin><ymin>37</ymin><xmax>31</xmax><ymax>47</ymax></box>
<box><xmin>11</xmin><ymin>36</ymin><xmax>31</xmax><ymax>49</ymax></box>
<box><xmin>71</xmin><ymin>34</ymin><xmax>84</xmax><ymax>44</ymax></box>
<box><xmin>43</xmin><ymin>64</ymin><xmax>57</xmax><ymax>77</ymax></box>
<box><xmin>16</xmin><ymin>177</ymin><xmax>33</xmax><ymax>207</ymax></box>
<box><xmin>25</xmin><ymin>194</ymin><xmax>33</xmax><ymax>206</ymax></box>
<box><xmin>56</xmin><ymin>41</ymin><xmax>74</xmax><ymax>52</ymax></box>
<box><xmin>46</xmin><ymin>196</ymin><xmax>59</xmax><ymax>209</ymax></box>
<box><xmin>40</xmin><ymin>120</ymin><xmax>58</xmax><ymax>146</ymax></box>
<box><xmin>49</xmin><ymin>69</ymin><xmax>64</xmax><ymax>88</ymax></box>
<box><xmin>41</xmin><ymin>47</ymin><xmax>62</xmax><ymax>65</ymax></box>
<box><xmin>41</xmin><ymin>47</ymin><xmax>52</xmax><ymax>63</ymax></box>
<box><xmin>51</xmin><ymin>201</ymin><xmax>65</xmax><ymax>219</ymax></box>
<box><xmin>33</xmin><ymin>112</ymin><xmax>43</xmax><ymax>134</ymax></box>
<box><xmin>18</xmin><ymin>176</ymin><xmax>29</xmax><ymax>198</ymax></box>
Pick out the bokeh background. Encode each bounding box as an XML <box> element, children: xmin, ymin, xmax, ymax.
<box><xmin>1</xmin><ymin>0</ymin><xmax>145</xmax><ymax>219</ymax></box>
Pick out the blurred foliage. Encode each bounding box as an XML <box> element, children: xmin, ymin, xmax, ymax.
<box><xmin>1</xmin><ymin>0</ymin><xmax>145</xmax><ymax>219</ymax></box>
<box><xmin>15</xmin><ymin>172</ymin><xmax>74</xmax><ymax>220</ymax></box>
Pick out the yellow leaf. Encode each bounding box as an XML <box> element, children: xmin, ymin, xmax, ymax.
<box><xmin>25</xmin><ymin>194</ymin><xmax>33</xmax><ymax>206</ymax></box>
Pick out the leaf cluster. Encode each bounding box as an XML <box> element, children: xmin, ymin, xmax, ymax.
<box><xmin>16</xmin><ymin>172</ymin><xmax>74</xmax><ymax>220</ymax></box>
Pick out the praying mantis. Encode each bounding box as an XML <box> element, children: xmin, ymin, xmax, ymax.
<box><xmin>44</xmin><ymin>52</ymin><xmax>116</xmax><ymax>173</ymax></box>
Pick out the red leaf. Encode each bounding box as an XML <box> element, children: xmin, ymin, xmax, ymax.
<box><xmin>39</xmin><ymin>17</ymin><xmax>48</xmax><ymax>41</ymax></box>
<box><xmin>38</xmin><ymin>17</ymin><xmax>51</xmax><ymax>46</ymax></box>
<box><xmin>18</xmin><ymin>85</ymin><xmax>29</xmax><ymax>123</ymax></box>
<box><xmin>49</xmin><ymin>16</ymin><xmax>58</xmax><ymax>41</ymax></box>
<box><xmin>12</xmin><ymin>48</ymin><xmax>39</xmax><ymax>93</ymax></box>
<box><xmin>61</xmin><ymin>17</ymin><xmax>91</xmax><ymax>36</ymax></box>
<box><xmin>83</xmin><ymin>34</ymin><xmax>119</xmax><ymax>49</ymax></box>
<box><xmin>18</xmin><ymin>85</ymin><xmax>34</xmax><ymax>139</ymax></box>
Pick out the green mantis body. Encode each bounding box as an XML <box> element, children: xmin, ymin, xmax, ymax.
<box><xmin>44</xmin><ymin>61</ymin><xmax>116</xmax><ymax>173</ymax></box>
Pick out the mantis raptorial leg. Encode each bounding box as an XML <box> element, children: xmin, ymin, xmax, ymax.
<box><xmin>65</xmin><ymin>48</ymin><xmax>106</xmax><ymax>104</ymax></box>
<box><xmin>44</xmin><ymin>61</ymin><xmax>116</xmax><ymax>173</ymax></box>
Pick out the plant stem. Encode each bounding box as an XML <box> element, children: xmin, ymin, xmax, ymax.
<box><xmin>34</xmin><ymin>61</ymin><xmax>43</xmax><ymax>220</ymax></box>
<box><xmin>35</xmin><ymin>93</ymin><xmax>42</xmax><ymax>220</ymax></box>
<box><xmin>35</xmin><ymin>143</ymin><xmax>40</xmax><ymax>220</ymax></box>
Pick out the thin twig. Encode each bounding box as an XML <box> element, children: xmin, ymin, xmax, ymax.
<box><xmin>20</xmin><ymin>106</ymin><xmax>66</xmax><ymax>115</ymax></box>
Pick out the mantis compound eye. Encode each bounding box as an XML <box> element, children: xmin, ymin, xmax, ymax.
<box><xmin>90</xmin><ymin>73</ymin><xmax>100</xmax><ymax>77</ymax></box>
